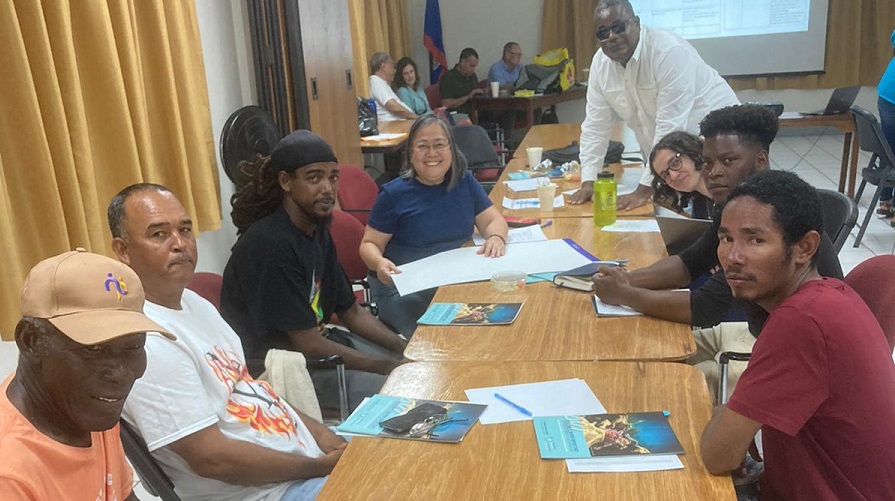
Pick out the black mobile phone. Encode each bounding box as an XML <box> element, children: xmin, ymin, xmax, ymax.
<box><xmin>379</xmin><ymin>403</ymin><xmax>447</xmax><ymax>434</ymax></box>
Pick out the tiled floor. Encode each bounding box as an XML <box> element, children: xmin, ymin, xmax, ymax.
<box><xmin>772</xmin><ymin>129</ymin><xmax>894</xmax><ymax>273</ymax></box>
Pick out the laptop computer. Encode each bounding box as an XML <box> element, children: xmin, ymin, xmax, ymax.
<box><xmin>655</xmin><ymin>215</ymin><xmax>713</xmax><ymax>256</ymax></box>
<box><xmin>800</xmin><ymin>86</ymin><xmax>861</xmax><ymax>116</ymax></box>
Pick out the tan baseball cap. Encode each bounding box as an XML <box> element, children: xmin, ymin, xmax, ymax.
<box><xmin>20</xmin><ymin>248</ymin><xmax>174</xmax><ymax>344</ymax></box>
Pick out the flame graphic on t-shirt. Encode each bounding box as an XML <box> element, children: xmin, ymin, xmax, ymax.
<box><xmin>205</xmin><ymin>346</ymin><xmax>299</xmax><ymax>438</ymax></box>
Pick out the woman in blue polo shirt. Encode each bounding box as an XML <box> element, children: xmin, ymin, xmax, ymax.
<box><xmin>359</xmin><ymin>114</ymin><xmax>508</xmax><ymax>337</ymax></box>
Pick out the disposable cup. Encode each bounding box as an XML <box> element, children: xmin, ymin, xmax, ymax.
<box><xmin>537</xmin><ymin>183</ymin><xmax>557</xmax><ymax>212</ymax></box>
<box><xmin>490</xmin><ymin>81</ymin><xmax>500</xmax><ymax>98</ymax></box>
<box><xmin>526</xmin><ymin>147</ymin><xmax>543</xmax><ymax>168</ymax></box>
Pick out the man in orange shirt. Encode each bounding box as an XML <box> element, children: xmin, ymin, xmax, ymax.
<box><xmin>0</xmin><ymin>249</ymin><xmax>173</xmax><ymax>500</ymax></box>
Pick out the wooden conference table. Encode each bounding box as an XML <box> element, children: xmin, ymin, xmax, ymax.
<box><xmin>469</xmin><ymin>85</ymin><xmax>588</xmax><ymax>129</ymax></box>
<box><xmin>494</xmin><ymin>123</ymin><xmax>654</xmax><ymax>218</ymax></box>
<box><xmin>359</xmin><ymin>121</ymin><xmax>412</xmax><ymax>178</ymax></box>
<box><xmin>358</xmin><ymin>120</ymin><xmax>412</xmax><ymax>154</ymax></box>
<box><xmin>318</xmin><ymin>361</ymin><xmax>735</xmax><ymax>500</ymax></box>
<box><xmin>778</xmin><ymin>112</ymin><xmax>859</xmax><ymax>197</ymax></box>
<box><xmin>403</xmin><ymin>217</ymin><xmax>694</xmax><ymax>362</ymax></box>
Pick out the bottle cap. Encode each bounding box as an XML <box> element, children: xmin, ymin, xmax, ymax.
<box><xmin>597</xmin><ymin>171</ymin><xmax>615</xmax><ymax>179</ymax></box>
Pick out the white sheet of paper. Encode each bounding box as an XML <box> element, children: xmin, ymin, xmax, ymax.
<box><xmin>360</xmin><ymin>132</ymin><xmax>406</xmax><ymax>141</ymax></box>
<box><xmin>779</xmin><ymin>111</ymin><xmax>802</xmax><ymax>119</ymax></box>
<box><xmin>593</xmin><ymin>296</ymin><xmax>643</xmax><ymax>317</ymax></box>
<box><xmin>472</xmin><ymin>225</ymin><xmax>548</xmax><ymax>245</ymax></box>
<box><xmin>600</xmin><ymin>220</ymin><xmax>661</xmax><ymax>233</ymax></box>
<box><xmin>464</xmin><ymin>379</ymin><xmax>606</xmax><ymax>424</ymax></box>
<box><xmin>566</xmin><ymin>455</ymin><xmax>684</xmax><ymax>473</ymax></box>
<box><xmin>391</xmin><ymin>239</ymin><xmax>594</xmax><ymax>296</ymax></box>
<box><xmin>501</xmin><ymin>195</ymin><xmax>565</xmax><ymax>210</ymax></box>
<box><xmin>503</xmin><ymin>178</ymin><xmax>542</xmax><ymax>192</ymax></box>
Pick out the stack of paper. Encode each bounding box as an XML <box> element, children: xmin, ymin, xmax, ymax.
<box><xmin>471</xmin><ymin>225</ymin><xmax>548</xmax><ymax>245</ymax></box>
<box><xmin>502</xmin><ymin>195</ymin><xmax>565</xmax><ymax>210</ymax></box>
<box><xmin>464</xmin><ymin>379</ymin><xmax>606</xmax><ymax>424</ymax></box>
<box><xmin>391</xmin><ymin>239</ymin><xmax>595</xmax><ymax>295</ymax></box>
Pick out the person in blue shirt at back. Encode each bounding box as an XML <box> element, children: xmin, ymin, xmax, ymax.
<box><xmin>488</xmin><ymin>42</ymin><xmax>523</xmax><ymax>90</ymax></box>
<box><xmin>876</xmin><ymin>29</ymin><xmax>895</xmax><ymax>223</ymax></box>
<box><xmin>393</xmin><ymin>57</ymin><xmax>432</xmax><ymax>115</ymax></box>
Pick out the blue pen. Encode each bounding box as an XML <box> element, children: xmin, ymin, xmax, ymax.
<box><xmin>493</xmin><ymin>393</ymin><xmax>533</xmax><ymax>417</ymax></box>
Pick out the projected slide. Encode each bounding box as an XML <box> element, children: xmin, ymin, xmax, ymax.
<box><xmin>633</xmin><ymin>0</ymin><xmax>810</xmax><ymax>40</ymax></box>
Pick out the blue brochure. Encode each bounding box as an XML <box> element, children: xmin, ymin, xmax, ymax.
<box><xmin>417</xmin><ymin>303</ymin><xmax>523</xmax><ymax>325</ymax></box>
<box><xmin>533</xmin><ymin>412</ymin><xmax>684</xmax><ymax>459</ymax></box>
<box><xmin>336</xmin><ymin>394</ymin><xmax>486</xmax><ymax>443</ymax></box>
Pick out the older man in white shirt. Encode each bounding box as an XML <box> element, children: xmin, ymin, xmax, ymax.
<box><xmin>369</xmin><ymin>52</ymin><xmax>417</xmax><ymax>123</ymax></box>
<box><xmin>569</xmin><ymin>0</ymin><xmax>738</xmax><ymax>209</ymax></box>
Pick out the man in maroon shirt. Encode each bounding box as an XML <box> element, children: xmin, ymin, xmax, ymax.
<box><xmin>700</xmin><ymin>170</ymin><xmax>895</xmax><ymax>500</ymax></box>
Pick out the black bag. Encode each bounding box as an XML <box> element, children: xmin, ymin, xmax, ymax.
<box><xmin>543</xmin><ymin>140</ymin><xmax>625</xmax><ymax>165</ymax></box>
<box><xmin>357</xmin><ymin>98</ymin><xmax>378</xmax><ymax>137</ymax></box>
<box><xmin>514</xmin><ymin>63</ymin><xmax>563</xmax><ymax>94</ymax></box>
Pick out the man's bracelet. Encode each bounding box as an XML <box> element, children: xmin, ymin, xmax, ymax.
<box><xmin>487</xmin><ymin>234</ymin><xmax>507</xmax><ymax>245</ymax></box>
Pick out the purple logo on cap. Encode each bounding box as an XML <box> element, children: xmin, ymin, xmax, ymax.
<box><xmin>105</xmin><ymin>273</ymin><xmax>129</xmax><ymax>301</ymax></box>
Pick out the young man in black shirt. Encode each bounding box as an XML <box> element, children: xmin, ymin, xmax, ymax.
<box><xmin>221</xmin><ymin>130</ymin><xmax>409</xmax><ymax>412</ymax></box>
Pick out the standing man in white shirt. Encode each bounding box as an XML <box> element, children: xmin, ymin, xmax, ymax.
<box><xmin>568</xmin><ymin>0</ymin><xmax>738</xmax><ymax>209</ymax></box>
<box><xmin>369</xmin><ymin>52</ymin><xmax>417</xmax><ymax>123</ymax></box>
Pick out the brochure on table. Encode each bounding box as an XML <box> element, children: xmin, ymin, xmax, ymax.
<box><xmin>335</xmin><ymin>394</ymin><xmax>486</xmax><ymax>443</ymax></box>
<box><xmin>391</xmin><ymin>239</ymin><xmax>595</xmax><ymax>296</ymax></box>
<box><xmin>533</xmin><ymin>412</ymin><xmax>685</xmax><ymax>459</ymax></box>
<box><xmin>418</xmin><ymin>303</ymin><xmax>523</xmax><ymax>325</ymax></box>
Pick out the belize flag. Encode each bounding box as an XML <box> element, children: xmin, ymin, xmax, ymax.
<box><xmin>423</xmin><ymin>0</ymin><xmax>447</xmax><ymax>83</ymax></box>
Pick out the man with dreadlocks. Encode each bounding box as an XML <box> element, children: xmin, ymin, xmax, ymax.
<box><xmin>221</xmin><ymin>130</ymin><xmax>408</xmax><ymax>414</ymax></box>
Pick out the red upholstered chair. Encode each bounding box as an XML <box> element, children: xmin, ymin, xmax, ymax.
<box><xmin>337</xmin><ymin>164</ymin><xmax>379</xmax><ymax>226</ymax></box>
<box><xmin>845</xmin><ymin>255</ymin><xmax>895</xmax><ymax>351</ymax></box>
<box><xmin>186</xmin><ymin>272</ymin><xmax>223</xmax><ymax>310</ymax></box>
<box><xmin>424</xmin><ymin>83</ymin><xmax>442</xmax><ymax>111</ymax></box>
<box><xmin>329</xmin><ymin>209</ymin><xmax>374</xmax><ymax>315</ymax></box>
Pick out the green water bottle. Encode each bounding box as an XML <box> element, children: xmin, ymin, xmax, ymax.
<box><xmin>593</xmin><ymin>171</ymin><xmax>617</xmax><ymax>226</ymax></box>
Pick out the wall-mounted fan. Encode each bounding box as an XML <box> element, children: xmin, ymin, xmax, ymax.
<box><xmin>219</xmin><ymin>106</ymin><xmax>281</xmax><ymax>189</ymax></box>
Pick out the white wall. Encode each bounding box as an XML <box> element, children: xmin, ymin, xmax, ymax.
<box><xmin>407</xmin><ymin>0</ymin><xmax>544</xmax><ymax>87</ymax></box>
<box><xmin>194</xmin><ymin>0</ymin><xmax>256</xmax><ymax>274</ymax></box>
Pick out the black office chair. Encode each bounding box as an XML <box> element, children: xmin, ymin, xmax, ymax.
<box><xmin>452</xmin><ymin>124</ymin><xmax>505</xmax><ymax>192</ymax></box>
<box><xmin>120</xmin><ymin>420</ymin><xmax>181</xmax><ymax>501</ymax></box>
<box><xmin>850</xmin><ymin>105</ymin><xmax>895</xmax><ymax>247</ymax></box>
<box><xmin>816</xmin><ymin>188</ymin><xmax>858</xmax><ymax>253</ymax></box>
<box><xmin>245</xmin><ymin>354</ymin><xmax>349</xmax><ymax>422</ymax></box>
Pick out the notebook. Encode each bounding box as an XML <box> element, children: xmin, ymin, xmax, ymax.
<box><xmin>800</xmin><ymin>86</ymin><xmax>860</xmax><ymax>116</ymax></box>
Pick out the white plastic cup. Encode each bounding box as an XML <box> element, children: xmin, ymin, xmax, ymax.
<box><xmin>490</xmin><ymin>81</ymin><xmax>500</xmax><ymax>98</ymax></box>
<box><xmin>537</xmin><ymin>183</ymin><xmax>557</xmax><ymax>212</ymax></box>
<box><xmin>526</xmin><ymin>147</ymin><xmax>543</xmax><ymax>168</ymax></box>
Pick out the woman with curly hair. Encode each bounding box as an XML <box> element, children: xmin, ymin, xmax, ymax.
<box><xmin>649</xmin><ymin>130</ymin><xmax>713</xmax><ymax>218</ymax></box>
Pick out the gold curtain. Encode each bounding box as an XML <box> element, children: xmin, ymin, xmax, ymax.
<box><xmin>541</xmin><ymin>0</ymin><xmax>895</xmax><ymax>90</ymax></box>
<box><xmin>542</xmin><ymin>0</ymin><xmax>599</xmax><ymax>82</ymax></box>
<box><xmin>347</xmin><ymin>0</ymin><xmax>412</xmax><ymax>98</ymax></box>
<box><xmin>0</xmin><ymin>0</ymin><xmax>220</xmax><ymax>339</ymax></box>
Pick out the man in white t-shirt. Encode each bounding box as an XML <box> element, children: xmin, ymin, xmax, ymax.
<box><xmin>109</xmin><ymin>183</ymin><xmax>346</xmax><ymax>501</ymax></box>
<box><xmin>369</xmin><ymin>52</ymin><xmax>417</xmax><ymax>122</ymax></box>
